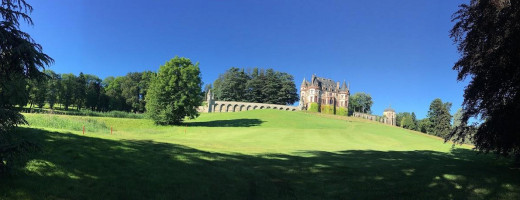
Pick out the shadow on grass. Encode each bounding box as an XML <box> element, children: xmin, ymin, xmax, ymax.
<box><xmin>185</xmin><ymin>119</ymin><xmax>264</xmax><ymax>127</ymax></box>
<box><xmin>1</xmin><ymin>127</ymin><xmax>519</xmax><ymax>199</ymax></box>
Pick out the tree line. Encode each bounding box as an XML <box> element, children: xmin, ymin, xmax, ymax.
<box><xmin>211</xmin><ymin>67</ymin><xmax>299</xmax><ymax>105</ymax></box>
<box><xmin>27</xmin><ymin>70</ymin><xmax>155</xmax><ymax>113</ymax></box>
<box><xmin>395</xmin><ymin>98</ymin><xmax>475</xmax><ymax>143</ymax></box>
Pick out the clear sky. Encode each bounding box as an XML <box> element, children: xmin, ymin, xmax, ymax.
<box><xmin>22</xmin><ymin>0</ymin><xmax>469</xmax><ymax>119</ymax></box>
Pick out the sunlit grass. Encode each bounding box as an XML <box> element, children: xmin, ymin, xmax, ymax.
<box><xmin>0</xmin><ymin>110</ymin><xmax>518</xmax><ymax>199</ymax></box>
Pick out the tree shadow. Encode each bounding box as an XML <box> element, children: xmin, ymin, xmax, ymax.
<box><xmin>1</xmin><ymin>127</ymin><xmax>519</xmax><ymax>199</ymax></box>
<box><xmin>185</xmin><ymin>119</ymin><xmax>264</xmax><ymax>127</ymax></box>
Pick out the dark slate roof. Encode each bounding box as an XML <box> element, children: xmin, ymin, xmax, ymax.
<box><xmin>384</xmin><ymin>107</ymin><xmax>395</xmax><ymax>112</ymax></box>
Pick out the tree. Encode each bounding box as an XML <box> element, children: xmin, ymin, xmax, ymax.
<box><xmin>452</xmin><ymin>108</ymin><xmax>464</xmax><ymax>128</ymax></box>
<box><xmin>138</xmin><ymin>71</ymin><xmax>155</xmax><ymax>112</ymax></box>
<box><xmin>426</xmin><ymin>98</ymin><xmax>452</xmax><ymax>137</ymax></box>
<box><xmin>245</xmin><ymin>68</ymin><xmax>265</xmax><ymax>103</ymax></box>
<box><xmin>411</xmin><ymin>112</ymin><xmax>418</xmax><ymax>131</ymax></box>
<box><xmin>27</xmin><ymin>78</ymin><xmax>47</xmax><ymax>109</ymax></box>
<box><xmin>85</xmin><ymin>74</ymin><xmax>102</xmax><ymax>111</ymax></box>
<box><xmin>0</xmin><ymin>0</ymin><xmax>53</xmax><ymax>172</ymax></box>
<box><xmin>105</xmin><ymin>76</ymin><xmax>129</xmax><ymax>111</ymax></box>
<box><xmin>277</xmin><ymin>72</ymin><xmax>299</xmax><ymax>105</ymax></box>
<box><xmin>145</xmin><ymin>56</ymin><xmax>203</xmax><ymax>125</ymax></box>
<box><xmin>397</xmin><ymin>112</ymin><xmax>416</xmax><ymax>130</ymax></box>
<box><xmin>417</xmin><ymin>118</ymin><xmax>430</xmax><ymax>133</ymax></box>
<box><xmin>60</xmin><ymin>74</ymin><xmax>76</xmax><ymax>110</ymax></box>
<box><xmin>44</xmin><ymin>70</ymin><xmax>61</xmax><ymax>109</ymax></box>
<box><xmin>121</xmin><ymin>72</ymin><xmax>142</xmax><ymax>112</ymax></box>
<box><xmin>448</xmin><ymin>0</ymin><xmax>520</xmax><ymax>159</ymax></box>
<box><xmin>348</xmin><ymin>92</ymin><xmax>373</xmax><ymax>113</ymax></box>
<box><xmin>213</xmin><ymin>67</ymin><xmax>298</xmax><ymax>105</ymax></box>
<box><xmin>213</xmin><ymin>67</ymin><xmax>248</xmax><ymax>101</ymax></box>
<box><xmin>74</xmin><ymin>72</ymin><xmax>87</xmax><ymax>110</ymax></box>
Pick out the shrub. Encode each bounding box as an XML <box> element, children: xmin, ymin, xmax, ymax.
<box><xmin>336</xmin><ymin>107</ymin><xmax>348</xmax><ymax>116</ymax></box>
<box><xmin>308</xmin><ymin>103</ymin><xmax>320</xmax><ymax>112</ymax></box>
<box><xmin>321</xmin><ymin>105</ymin><xmax>335</xmax><ymax>115</ymax></box>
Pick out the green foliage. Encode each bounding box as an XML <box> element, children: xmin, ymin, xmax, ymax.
<box><xmin>449</xmin><ymin>0</ymin><xmax>520</xmax><ymax>157</ymax></box>
<box><xmin>426</xmin><ymin>98</ymin><xmax>452</xmax><ymax>137</ymax></box>
<box><xmin>308</xmin><ymin>102</ymin><xmax>319</xmax><ymax>112</ymax></box>
<box><xmin>336</xmin><ymin>107</ymin><xmax>348</xmax><ymax>116</ymax></box>
<box><xmin>417</xmin><ymin>118</ymin><xmax>430</xmax><ymax>133</ymax></box>
<box><xmin>348</xmin><ymin>92</ymin><xmax>373</xmax><ymax>113</ymax></box>
<box><xmin>145</xmin><ymin>56</ymin><xmax>203</xmax><ymax>125</ymax></box>
<box><xmin>60</xmin><ymin>74</ymin><xmax>76</xmax><ymax>110</ymax></box>
<box><xmin>396</xmin><ymin>112</ymin><xmax>418</xmax><ymax>131</ymax></box>
<box><xmin>321</xmin><ymin>105</ymin><xmax>335</xmax><ymax>115</ymax></box>
<box><xmin>213</xmin><ymin>67</ymin><xmax>298</xmax><ymax>105</ymax></box>
<box><xmin>44</xmin><ymin>70</ymin><xmax>61</xmax><ymax>109</ymax></box>
<box><xmin>452</xmin><ymin>108</ymin><xmax>463</xmax><ymax>128</ymax></box>
<box><xmin>27</xmin><ymin>78</ymin><xmax>47</xmax><ymax>109</ymax></box>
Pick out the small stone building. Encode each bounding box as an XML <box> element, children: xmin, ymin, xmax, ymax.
<box><xmin>383</xmin><ymin>107</ymin><xmax>397</xmax><ymax>126</ymax></box>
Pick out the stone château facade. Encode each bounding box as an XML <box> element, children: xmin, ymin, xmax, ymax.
<box><xmin>299</xmin><ymin>74</ymin><xmax>350</xmax><ymax>111</ymax></box>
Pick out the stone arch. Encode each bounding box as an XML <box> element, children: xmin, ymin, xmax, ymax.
<box><xmin>219</xmin><ymin>104</ymin><xmax>225</xmax><ymax>112</ymax></box>
<box><xmin>233</xmin><ymin>104</ymin><xmax>238</xmax><ymax>112</ymax></box>
<box><xmin>266</xmin><ymin>106</ymin><xmax>271</xmax><ymax>109</ymax></box>
<box><xmin>226</xmin><ymin>104</ymin><xmax>232</xmax><ymax>112</ymax></box>
<box><xmin>260</xmin><ymin>106</ymin><xmax>265</xmax><ymax>109</ymax></box>
<box><xmin>273</xmin><ymin>107</ymin><xmax>277</xmax><ymax>110</ymax></box>
<box><xmin>286</xmin><ymin>108</ymin><xmax>290</xmax><ymax>111</ymax></box>
<box><xmin>246</xmin><ymin>105</ymin><xmax>251</xmax><ymax>111</ymax></box>
<box><xmin>240</xmin><ymin>105</ymin><xmax>245</xmax><ymax>111</ymax></box>
<box><xmin>253</xmin><ymin>105</ymin><xmax>258</xmax><ymax>110</ymax></box>
<box><xmin>279</xmin><ymin>107</ymin><xmax>283</xmax><ymax>110</ymax></box>
<box><xmin>291</xmin><ymin>109</ymin><xmax>296</xmax><ymax>111</ymax></box>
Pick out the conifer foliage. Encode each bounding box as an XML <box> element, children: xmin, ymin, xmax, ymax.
<box><xmin>212</xmin><ymin>67</ymin><xmax>298</xmax><ymax>105</ymax></box>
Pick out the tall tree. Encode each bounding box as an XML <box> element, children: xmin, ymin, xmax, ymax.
<box><xmin>27</xmin><ymin>78</ymin><xmax>47</xmax><ymax>109</ymax></box>
<box><xmin>74</xmin><ymin>72</ymin><xmax>87</xmax><ymax>110</ymax></box>
<box><xmin>105</xmin><ymin>76</ymin><xmax>128</xmax><ymax>111</ymax></box>
<box><xmin>448</xmin><ymin>0</ymin><xmax>520</xmax><ymax>158</ymax></box>
<box><xmin>426</xmin><ymin>98</ymin><xmax>452</xmax><ymax>137</ymax></box>
<box><xmin>44</xmin><ymin>70</ymin><xmax>61</xmax><ymax>109</ymax></box>
<box><xmin>0</xmin><ymin>0</ymin><xmax>53</xmax><ymax>173</ymax></box>
<box><xmin>245</xmin><ymin>68</ymin><xmax>265</xmax><ymax>103</ymax></box>
<box><xmin>85</xmin><ymin>74</ymin><xmax>102</xmax><ymax>111</ymax></box>
<box><xmin>213</xmin><ymin>67</ymin><xmax>248</xmax><ymax>101</ymax></box>
<box><xmin>262</xmin><ymin>69</ymin><xmax>282</xmax><ymax>104</ymax></box>
<box><xmin>452</xmin><ymin>108</ymin><xmax>464</xmax><ymax>128</ymax></box>
<box><xmin>277</xmin><ymin>72</ymin><xmax>299</xmax><ymax>105</ymax></box>
<box><xmin>121</xmin><ymin>72</ymin><xmax>142</xmax><ymax>112</ymax></box>
<box><xmin>60</xmin><ymin>74</ymin><xmax>76</xmax><ymax>110</ymax></box>
<box><xmin>138</xmin><ymin>71</ymin><xmax>155</xmax><ymax>112</ymax></box>
<box><xmin>146</xmin><ymin>56</ymin><xmax>203</xmax><ymax>125</ymax></box>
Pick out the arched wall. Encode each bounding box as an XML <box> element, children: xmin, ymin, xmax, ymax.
<box><xmin>205</xmin><ymin>101</ymin><xmax>299</xmax><ymax>113</ymax></box>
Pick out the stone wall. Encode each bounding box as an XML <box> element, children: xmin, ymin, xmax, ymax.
<box><xmin>198</xmin><ymin>90</ymin><xmax>299</xmax><ymax>113</ymax></box>
<box><xmin>353</xmin><ymin>112</ymin><xmax>396</xmax><ymax>126</ymax></box>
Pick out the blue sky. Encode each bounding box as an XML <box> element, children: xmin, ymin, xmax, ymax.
<box><xmin>22</xmin><ymin>0</ymin><xmax>468</xmax><ymax>119</ymax></box>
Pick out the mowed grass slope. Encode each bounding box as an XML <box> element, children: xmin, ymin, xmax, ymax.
<box><xmin>1</xmin><ymin>110</ymin><xmax>519</xmax><ymax>199</ymax></box>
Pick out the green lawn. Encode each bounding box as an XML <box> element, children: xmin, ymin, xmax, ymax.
<box><xmin>1</xmin><ymin>110</ymin><xmax>519</xmax><ymax>199</ymax></box>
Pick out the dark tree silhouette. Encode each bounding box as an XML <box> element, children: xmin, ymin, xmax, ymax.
<box><xmin>0</xmin><ymin>0</ymin><xmax>53</xmax><ymax>172</ymax></box>
<box><xmin>448</xmin><ymin>0</ymin><xmax>520</xmax><ymax>159</ymax></box>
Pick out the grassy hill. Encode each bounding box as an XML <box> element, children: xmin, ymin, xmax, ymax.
<box><xmin>1</xmin><ymin>110</ymin><xmax>519</xmax><ymax>199</ymax></box>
